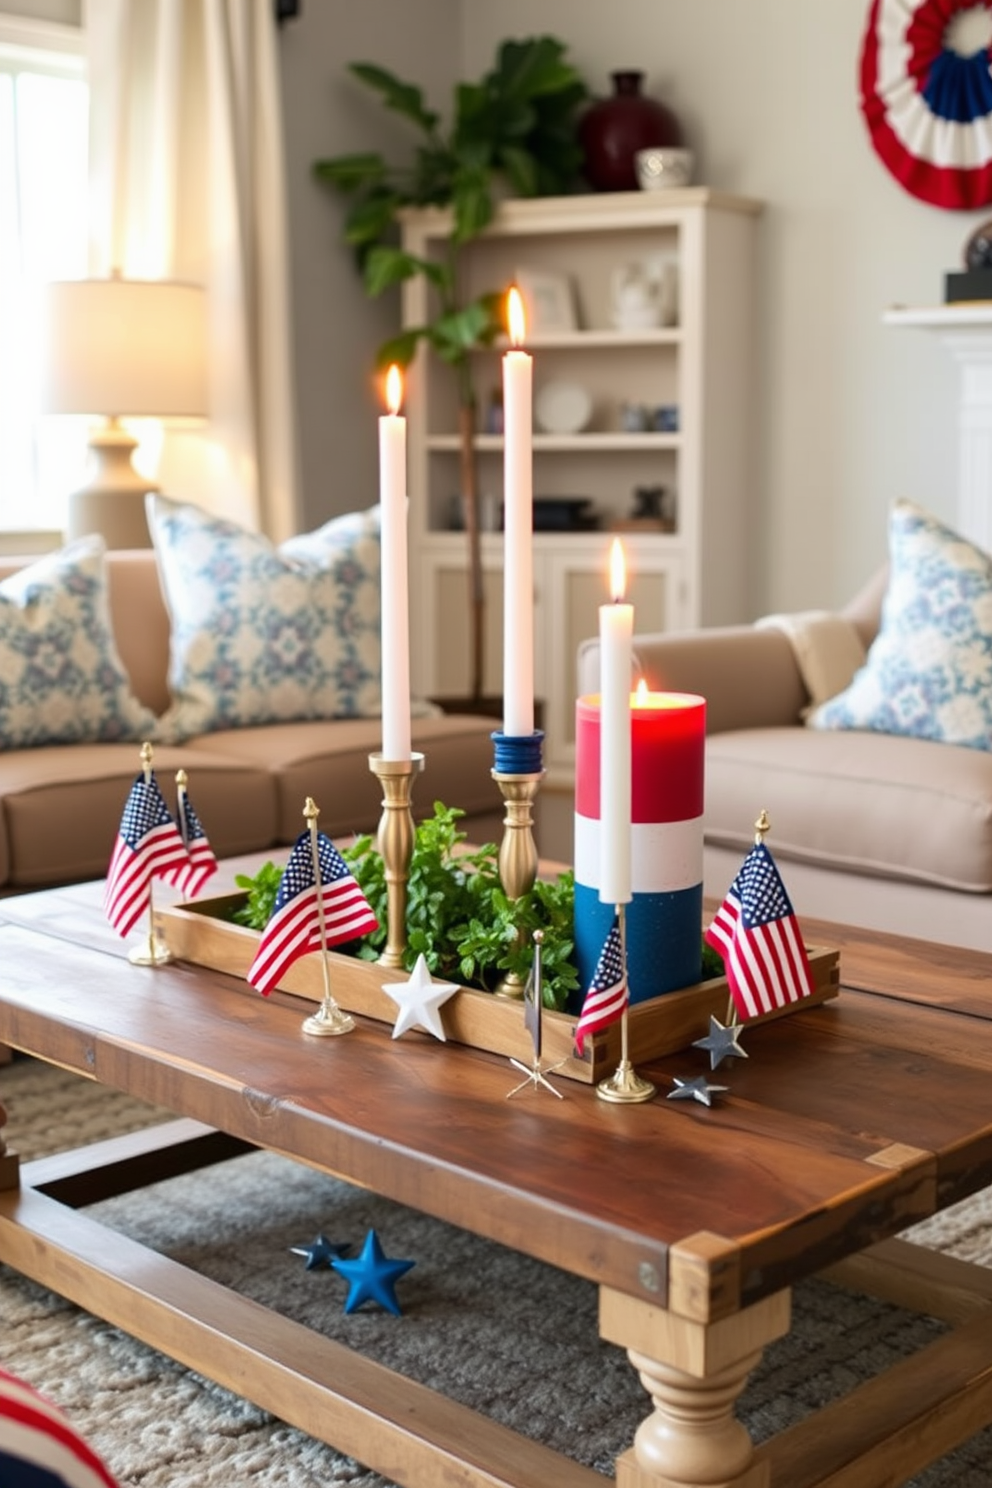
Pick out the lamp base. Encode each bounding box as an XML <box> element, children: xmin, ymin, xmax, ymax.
<box><xmin>66</xmin><ymin>420</ymin><xmax>157</xmax><ymax>549</ymax></box>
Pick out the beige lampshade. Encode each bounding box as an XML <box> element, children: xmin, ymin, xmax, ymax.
<box><xmin>40</xmin><ymin>275</ymin><xmax>208</xmax><ymax>548</ymax></box>
<box><xmin>40</xmin><ymin>276</ymin><xmax>208</xmax><ymax>418</ymax></box>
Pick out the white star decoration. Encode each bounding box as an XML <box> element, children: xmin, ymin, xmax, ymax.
<box><xmin>381</xmin><ymin>953</ymin><xmax>460</xmax><ymax>1041</ymax></box>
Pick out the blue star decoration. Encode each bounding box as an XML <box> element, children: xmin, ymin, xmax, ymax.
<box><xmin>289</xmin><ymin>1233</ymin><xmax>351</xmax><ymax>1270</ymax></box>
<box><xmin>331</xmin><ymin>1228</ymin><xmax>415</xmax><ymax>1316</ymax></box>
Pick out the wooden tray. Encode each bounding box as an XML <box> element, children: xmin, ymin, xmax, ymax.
<box><xmin>155</xmin><ymin>894</ymin><xmax>841</xmax><ymax>1085</ymax></box>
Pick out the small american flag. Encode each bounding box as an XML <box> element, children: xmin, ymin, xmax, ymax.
<box><xmin>573</xmin><ymin>917</ymin><xmax>627</xmax><ymax>1055</ymax></box>
<box><xmin>162</xmin><ymin>785</ymin><xmax>218</xmax><ymax>899</ymax></box>
<box><xmin>104</xmin><ymin>774</ymin><xmax>191</xmax><ymax>937</ymax></box>
<box><xmin>705</xmin><ymin>841</ymin><xmax>815</xmax><ymax>1021</ymax></box>
<box><xmin>247</xmin><ymin>831</ymin><xmax>378</xmax><ymax>996</ymax></box>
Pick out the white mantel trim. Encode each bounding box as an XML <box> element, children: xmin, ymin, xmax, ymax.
<box><xmin>885</xmin><ymin>304</ymin><xmax>992</xmax><ymax>553</ymax></box>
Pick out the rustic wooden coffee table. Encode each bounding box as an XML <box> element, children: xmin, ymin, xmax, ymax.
<box><xmin>1</xmin><ymin>873</ymin><xmax>992</xmax><ymax>1488</ymax></box>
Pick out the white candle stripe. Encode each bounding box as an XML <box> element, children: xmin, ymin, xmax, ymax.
<box><xmin>574</xmin><ymin>814</ymin><xmax>703</xmax><ymax>894</ymax></box>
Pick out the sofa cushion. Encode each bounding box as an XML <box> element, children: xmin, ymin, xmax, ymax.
<box><xmin>147</xmin><ymin>495</ymin><xmax>383</xmax><ymax>739</ymax></box>
<box><xmin>704</xmin><ymin>726</ymin><xmax>992</xmax><ymax>893</ymax></box>
<box><xmin>808</xmin><ymin>500</ymin><xmax>992</xmax><ymax>751</ymax></box>
<box><xmin>0</xmin><ymin>538</ymin><xmax>158</xmax><ymax>750</ymax></box>
<box><xmin>187</xmin><ymin>712</ymin><xmax>503</xmax><ymax>844</ymax></box>
<box><xmin>0</xmin><ymin>743</ymin><xmax>278</xmax><ymax>889</ymax></box>
<box><xmin>755</xmin><ymin>611</ymin><xmax>866</xmax><ymax>712</ymax></box>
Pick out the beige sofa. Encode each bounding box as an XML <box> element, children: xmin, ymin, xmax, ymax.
<box><xmin>578</xmin><ymin>570</ymin><xmax>992</xmax><ymax>953</ymax></box>
<box><xmin>0</xmin><ymin>549</ymin><xmax>503</xmax><ymax>892</ymax></box>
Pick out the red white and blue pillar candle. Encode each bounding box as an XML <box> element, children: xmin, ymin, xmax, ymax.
<box><xmin>573</xmin><ymin>688</ymin><xmax>706</xmax><ymax>1005</ymax></box>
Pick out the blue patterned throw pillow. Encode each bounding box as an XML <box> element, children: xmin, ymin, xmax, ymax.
<box><xmin>147</xmin><ymin>495</ymin><xmax>382</xmax><ymax>738</ymax></box>
<box><xmin>808</xmin><ymin>500</ymin><xmax>992</xmax><ymax>751</ymax></box>
<box><xmin>0</xmin><ymin>537</ymin><xmax>158</xmax><ymax>749</ymax></box>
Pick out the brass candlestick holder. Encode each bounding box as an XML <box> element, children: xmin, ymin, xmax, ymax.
<box><xmin>491</xmin><ymin>730</ymin><xmax>544</xmax><ymax>999</ymax></box>
<box><xmin>368</xmin><ymin>752</ymin><xmax>424</xmax><ymax>968</ymax></box>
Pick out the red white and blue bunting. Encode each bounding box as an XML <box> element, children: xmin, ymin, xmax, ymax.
<box><xmin>860</xmin><ymin>0</ymin><xmax>992</xmax><ymax>209</ymax></box>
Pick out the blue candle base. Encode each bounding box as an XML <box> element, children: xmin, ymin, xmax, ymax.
<box><xmin>490</xmin><ymin>731</ymin><xmax>544</xmax><ymax>775</ymax></box>
<box><xmin>571</xmin><ymin>881</ymin><xmax>704</xmax><ymax>1010</ymax></box>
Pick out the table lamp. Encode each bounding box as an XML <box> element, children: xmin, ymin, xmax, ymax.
<box><xmin>39</xmin><ymin>273</ymin><xmax>208</xmax><ymax>548</ymax></box>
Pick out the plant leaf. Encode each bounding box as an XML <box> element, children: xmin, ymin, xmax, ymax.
<box><xmin>375</xmin><ymin>329</ymin><xmax>424</xmax><ymax>371</ymax></box>
<box><xmin>451</xmin><ymin>167</ymin><xmax>494</xmax><ymax>243</ymax></box>
<box><xmin>497</xmin><ymin>144</ymin><xmax>538</xmax><ymax>197</ymax></box>
<box><xmin>350</xmin><ymin>62</ymin><xmax>439</xmax><ymax>134</ymax></box>
<box><xmin>363</xmin><ymin>245</ymin><xmax>438</xmax><ymax>296</ymax></box>
<box><xmin>343</xmin><ymin>190</ymin><xmax>404</xmax><ymax>249</ymax></box>
<box><xmin>312</xmin><ymin>153</ymin><xmax>389</xmax><ymax>193</ymax></box>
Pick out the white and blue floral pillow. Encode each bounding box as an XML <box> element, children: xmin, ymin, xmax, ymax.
<box><xmin>147</xmin><ymin>495</ymin><xmax>382</xmax><ymax>738</ymax></box>
<box><xmin>808</xmin><ymin>500</ymin><xmax>992</xmax><ymax>751</ymax></box>
<box><xmin>0</xmin><ymin>537</ymin><xmax>158</xmax><ymax>749</ymax></box>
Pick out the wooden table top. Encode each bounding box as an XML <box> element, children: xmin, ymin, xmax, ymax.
<box><xmin>2</xmin><ymin>874</ymin><xmax>991</xmax><ymax>1318</ymax></box>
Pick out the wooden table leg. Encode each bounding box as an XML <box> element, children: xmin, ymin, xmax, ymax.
<box><xmin>601</xmin><ymin>1251</ymin><xmax>791</xmax><ymax>1488</ymax></box>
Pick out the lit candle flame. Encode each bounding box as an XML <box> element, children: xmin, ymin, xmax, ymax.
<box><xmin>635</xmin><ymin>677</ymin><xmax>649</xmax><ymax>705</ymax></box>
<box><xmin>385</xmin><ymin>363</ymin><xmax>403</xmax><ymax>415</ymax></box>
<box><xmin>609</xmin><ymin>538</ymin><xmax>627</xmax><ymax>603</ymax></box>
<box><xmin>507</xmin><ymin>286</ymin><xmax>526</xmax><ymax>347</ymax></box>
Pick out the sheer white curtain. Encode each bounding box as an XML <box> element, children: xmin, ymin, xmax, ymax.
<box><xmin>85</xmin><ymin>0</ymin><xmax>299</xmax><ymax>539</ymax></box>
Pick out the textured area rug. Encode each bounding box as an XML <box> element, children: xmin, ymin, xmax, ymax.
<box><xmin>2</xmin><ymin>1054</ymin><xmax>992</xmax><ymax>1487</ymax></box>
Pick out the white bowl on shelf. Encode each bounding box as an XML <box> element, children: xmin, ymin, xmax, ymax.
<box><xmin>635</xmin><ymin>147</ymin><xmax>694</xmax><ymax>191</ymax></box>
<box><xmin>534</xmin><ymin>381</ymin><xmax>593</xmax><ymax>435</ymax></box>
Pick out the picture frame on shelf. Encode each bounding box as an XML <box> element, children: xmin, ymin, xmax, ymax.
<box><xmin>515</xmin><ymin>266</ymin><xmax>578</xmax><ymax>334</ymax></box>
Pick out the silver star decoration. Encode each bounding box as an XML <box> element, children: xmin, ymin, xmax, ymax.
<box><xmin>668</xmin><ymin>1074</ymin><xmax>729</xmax><ymax>1107</ymax></box>
<box><xmin>381</xmin><ymin>953</ymin><xmax>460</xmax><ymax>1041</ymax></box>
<box><xmin>692</xmin><ymin>1015</ymin><xmax>749</xmax><ymax>1070</ymax></box>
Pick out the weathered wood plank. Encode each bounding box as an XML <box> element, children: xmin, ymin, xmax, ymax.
<box><xmin>754</xmin><ymin>1308</ymin><xmax>992</xmax><ymax>1488</ymax></box>
<box><xmin>23</xmin><ymin>1120</ymin><xmax>254</xmax><ymax>1206</ymax></box>
<box><xmin>821</xmin><ymin>1235</ymin><xmax>992</xmax><ymax>1325</ymax></box>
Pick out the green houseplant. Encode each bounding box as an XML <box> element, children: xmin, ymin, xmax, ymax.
<box><xmin>313</xmin><ymin>36</ymin><xmax>588</xmax><ymax>703</ymax></box>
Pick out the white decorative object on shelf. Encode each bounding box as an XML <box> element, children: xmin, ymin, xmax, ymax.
<box><xmin>611</xmin><ymin>258</ymin><xmax>678</xmax><ymax>330</ymax></box>
<box><xmin>635</xmin><ymin>147</ymin><xmax>694</xmax><ymax>191</ymax></box>
<box><xmin>535</xmin><ymin>381</ymin><xmax>593</xmax><ymax>435</ymax></box>
<box><xmin>515</xmin><ymin>266</ymin><xmax>577</xmax><ymax>334</ymax></box>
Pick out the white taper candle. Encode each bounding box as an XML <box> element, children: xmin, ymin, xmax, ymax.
<box><xmin>379</xmin><ymin>364</ymin><xmax>411</xmax><ymax>761</ymax></box>
<box><xmin>599</xmin><ymin>539</ymin><xmax>632</xmax><ymax>905</ymax></box>
<box><xmin>502</xmin><ymin>287</ymin><xmax>534</xmax><ymax>738</ymax></box>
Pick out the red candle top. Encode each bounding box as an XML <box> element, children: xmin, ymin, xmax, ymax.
<box><xmin>576</xmin><ymin>690</ymin><xmax>705</xmax><ymax>823</ymax></box>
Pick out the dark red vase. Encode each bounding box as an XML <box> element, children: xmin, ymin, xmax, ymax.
<box><xmin>579</xmin><ymin>71</ymin><xmax>683</xmax><ymax>192</ymax></box>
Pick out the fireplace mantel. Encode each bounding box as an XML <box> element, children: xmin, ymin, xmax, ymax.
<box><xmin>884</xmin><ymin>304</ymin><xmax>992</xmax><ymax>551</ymax></box>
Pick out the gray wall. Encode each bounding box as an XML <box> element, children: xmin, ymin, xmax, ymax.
<box><xmin>276</xmin><ymin>0</ymin><xmax>460</xmax><ymax>533</ymax></box>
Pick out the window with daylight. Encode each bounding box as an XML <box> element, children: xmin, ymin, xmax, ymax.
<box><xmin>0</xmin><ymin>24</ymin><xmax>88</xmax><ymax>540</ymax></box>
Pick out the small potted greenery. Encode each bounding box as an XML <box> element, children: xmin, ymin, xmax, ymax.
<box><xmin>313</xmin><ymin>37</ymin><xmax>588</xmax><ymax>706</ymax></box>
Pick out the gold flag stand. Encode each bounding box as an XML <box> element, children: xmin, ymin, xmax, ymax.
<box><xmin>300</xmin><ymin>797</ymin><xmax>355</xmax><ymax>1038</ymax></box>
<box><xmin>596</xmin><ymin>904</ymin><xmax>655</xmax><ymax>1104</ymax></box>
<box><xmin>128</xmin><ymin>742</ymin><xmax>174</xmax><ymax>967</ymax></box>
